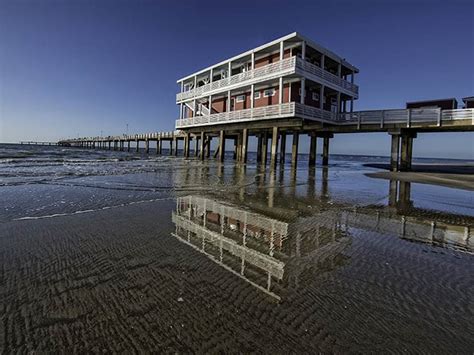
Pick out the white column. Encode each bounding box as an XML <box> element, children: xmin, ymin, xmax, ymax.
<box><xmin>300</xmin><ymin>78</ymin><xmax>305</xmax><ymax>104</ymax></box>
<box><xmin>194</xmin><ymin>76</ymin><xmax>197</xmax><ymax>89</ymax></box>
<box><xmin>301</xmin><ymin>41</ymin><xmax>306</xmax><ymax>60</ymax></box>
<box><xmin>209</xmin><ymin>95</ymin><xmax>212</xmax><ymax>115</ymax></box>
<box><xmin>180</xmin><ymin>81</ymin><xmax>184</xmax><ymax>93</ymax></box>
<box><xmin>279</xmin><ymin>78</ymin><xmax>283</xmax><ymax>104</ymax></box>
<box><xmin>179</xmin><ymin>103</ymin><xmax>183</xmax><ymax>119</ymax></box>
<box><xmin>350</xmin><ymin>98</ymin><xmax>354</xmax><ymax>113</ymax></box>
<box><xmin>250</xmin><ymin>84</ymin><xmax>255</xmax><ymax>109</ymax></box>
<box><xmin>321</xmin><ymin>54</ymin><xmax>325</xmax><ymax>70</ymax></box>
<box><xmin>351</xmin><ymin>71</ymin><xmax>355</xmax><ymax>84</ymax></box>
<box><xmin>209</xmin><ymin>68</ymin><xmax>213</xmax><ymax>83</ymax></box>
<box><xmin>337</xmin><ymin>92</ymin><xmax>341</xmax><ymax>113</ymax></box>
<box><xmin>227</xmin><ymin>90</ymin><xmax>231</xmax><ymax>112</ymax></box>
<box><xmin>280</xmin><ymin>41</ymin><xmax>284</xmax><ymax>60</ymax></box>
<box><xmin>338</xmin><ymin>63</ymin><xmax>342</xmax><ymax>78</ymax></box>
<box><xmin>251</xmin><ymin>51</ymin><xmax>255</xmax><ymax>70</ymax></box>
<box><xmin>228</xmin><ymin>61</ymin><xmax>232</xmax><ymax>78</ymax></box>
<box><xmin>320</xmin><ymin>85</ymin><xmax>324</xmax><ymax>110</ymax></box>
<box><xmin>193</xmin><ymin>99</ymin><xmax>197</xmax><ymax>117</ymax></box>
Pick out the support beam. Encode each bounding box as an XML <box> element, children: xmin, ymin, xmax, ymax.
<box><xmin>174</xmin><ymin>138</ymin><xmax>178</xmax><ymax>156</ymax></box>
<box><xmin>309</xmin><ymin>135</ymin><xmax>317</xmax><ymax>167</ymax></box>
<box><xmin>206</xmin><ymin>137</ymin><xmax>211</xmax><ymax>158</ymax></box>
<box><xmin>145</xmin><ymin>139</ymin><xmax>149</xmax><ymax>153</ymax></box>
<box><xmin>279</xmin><ymin>132</ymin><xmax>286</xmax><ymax>165</ymax></box>
<box><xmin>261</xmin><ymin>132</ymin><xmax>268</xmax><ymax>165</ymax></box>
<box><xmin>322</xmin><ymin>136</ymin><xmax>330</xmax><ymax>166</ymax></box>
<box><xmin>194</xmin><ymin>136</ymin><xmax>199</xmax><ymax>157</ymax></box>
<box><xmin>200</xmin><ymin>132</ymin><xmax>205</xmax><ymax>160</ymax></box>
<box><xmin>270</xmin><ymin>126</ymin><xmax>279</xmax><ymax>169</ymax></box>
<box><xmin>185</xmin><ymin>133</ymin><xmax>190</xmax><ymax>158</ymax></box>
<box><xmin>400</xmin><ymin>134</ymin><xmax>415</xmax><ymax>172</ymax></box>
<box><xmin>127</xmin><ymin>140</ymin><xmax>131</xmax><ymax>152</ymax></box>
<box><xmin>291</xmin><ymin>132</ymin><xmax>299</xmax><ymax>166</ymax></box>
<box><xmin>390</xmin><ymin>134</ymin><xmax>400</xmax><ymax>172</ymax></box>
<box><xmin>169</xmin><ymin>139</ymin><xmax>173</xmax><ymax>156</ymax></box>
<box><xmin>241</xmin><ymin>129</ymin><xmax>248</xmax><ymax>163</ymax></box>
<box><xmin>256</xmin><ymin>134</ymin><xmax>263</xmax><ymax>163</ymax></box>
<box><xmin>135</xmin><ymin>139</ymin><xmax>139</xmax><ymax>153</ymax></box>
<box><xmin>219</xmin><ymin>130</ymin><xmax>225</xmax><ymax>162</ymax></box>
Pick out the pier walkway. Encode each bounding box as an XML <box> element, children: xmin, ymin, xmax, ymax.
<box><xmin>58</xmin><ymin>107</ymin><xmax>473</xmax><ymax>172</ymax></box>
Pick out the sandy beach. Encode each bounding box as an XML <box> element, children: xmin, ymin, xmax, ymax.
<box><xmin>365</xmin><ymin>163</ymin><xmax>474</xmax><ymax>191</ymax></box>
<box><xmin>1</xmin><ymin>144</ymin><xmax>473</xmax><ymax>352</ymax></box>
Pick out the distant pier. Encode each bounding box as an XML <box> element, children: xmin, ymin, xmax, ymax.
<box><xmin>20</xmin><ymin>141</ymin><xmax>59</xmax><ymax>146</ymax></box>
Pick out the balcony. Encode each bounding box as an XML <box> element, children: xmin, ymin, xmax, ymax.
<box><xmin>176</xmin><ymin>57</ymin><xmax>359</xmax><ymax>102</ymax></box>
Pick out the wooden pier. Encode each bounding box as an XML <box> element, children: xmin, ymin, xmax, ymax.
<box><xmin>20</xmin><ymin>141</ymin><xmax>59</xmax><ymax>146</ymax></box>
<box><xmin>58</xmin><ymin>108</ymin><xmax>473</xmax><ymax>172</ymax></box>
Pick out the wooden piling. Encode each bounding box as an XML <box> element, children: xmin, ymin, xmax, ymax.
<box><xmin>322</xmin><ymin>136</ymin><xmax>330</xmax><ymax>166</ymax></box>
<box><xmin>219</xmin><ymin>130</ymin><xmax>225</xmax><ymax>162</ymax></box>
<box><xmin>270</xmin><ymin>126</ymin><xmax>279</xmax><ymax>169</ymax></box>
<box><xmin>279</xmin><ymin>132</ymin><xmax>286</xmax><ymax>165</ymax></box>
<box><xmin>291</xmin><ymin>132</ymin><xmax>299</xmax><ymax>166</ymax></box>
<box><xmin>309</xmin><ymin>135</ymin><xmax>317</xmax><ymax>166</ymax></box>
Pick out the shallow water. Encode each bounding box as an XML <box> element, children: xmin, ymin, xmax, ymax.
<box><xmin>0</xmin><ymin>143</ymin><xmax>473</xmax><ymax>352</ymax></box>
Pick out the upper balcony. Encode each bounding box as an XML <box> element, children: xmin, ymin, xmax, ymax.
<box><xmin>176</xmin><ymin>56</ymin><xmax>359</xmax><ymax>103</ymax></box>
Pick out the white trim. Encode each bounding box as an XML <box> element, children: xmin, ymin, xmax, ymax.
<box><xmin>263</xmin><ymin>88</ymin><xmax>276</xmax><ymax>97</ymax></box>
<box><xmin>177</xmin><ymin>32</ymin><xmax>359</xmax><ymax>83</ymax></box>
<box><xmin>236</xmin><ymin>94</ymin><xmax>246</xmax><ymax>103</ymax></box>
<box><xmin>254</xmin><ymin>91</ymin><xmax>261</xmax><ymax>99</ymax></box>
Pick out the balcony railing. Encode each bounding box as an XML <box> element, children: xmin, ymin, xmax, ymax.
<box><xmin>176</xmin><ymin>102</ymin><xmax>297</xmax><ymax>128</ymax></box>
<box><xmin>294</xmin><ymin>57</ymin><xmax>359</xmax><ymax>95</ymax></box>
<box><xmin>177</xmin><ymin>56</ymin><xmax>359</xmax><ymax>102</ymax></box>
<box><xmin>176</xmin><ymin>104</ymin><xmax>473</xmax><ymax>129</ymax></box>
<box><xmin>177</xmin><ymin>57</ymin><xmax>296</xmax><ymax>102</ymax></box>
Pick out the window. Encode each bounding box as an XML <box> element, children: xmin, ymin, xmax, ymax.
<box><xmin>263</xmin><ymin>88</ymin><xmax>276</xmax><ymax>97</ymax></box>
<box><xmin>254</xmin><ymin>91</ymin><xmax>261</xmax><ymax>99</ymax></box>
<box><xmin>312</xmin><ymin>92</ymin><xmax>320</xmax><ymax>101</ymax></box>
<box><xmin>236</xmin><ymin>95</ymin><xmax>246</xmax><ymax>103</ymax></box>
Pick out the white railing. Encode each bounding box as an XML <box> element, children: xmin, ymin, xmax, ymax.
<box><xmin>295</xmin><ymin>57</ymin><xmax>358</xmax><ymax>96</ymax></box>
<box><xmin>176</xmin><ymin>105</ymin><xmax>473</xmax><ymax>129</ymax></box>
<box><xmin>176</xmin><ymin>102</ymin><xmax>296</xmax><ymax>128</ymax></box>
<box><xmin>337</xmin><ymin>108</ymin><xmax>474</xmax><ymax>127</ymax></box>
<box><xmin>177</xmin><ymin>57</ymin><xmax>297</xmax><ymax>102</ymax></box>
<box><xmin>177</xmin><ymin>56</ymin><xmax>359</xmax><ymax>102</ymax></box>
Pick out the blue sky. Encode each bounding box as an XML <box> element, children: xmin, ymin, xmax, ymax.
<box><xmin>1</xmin><ymin>0</ymin><xmax>473</xmax><ymax>158</ymax></box>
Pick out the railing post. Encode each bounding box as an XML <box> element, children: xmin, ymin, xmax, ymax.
<box><xmin>357</xmin><ymin>113</ymin><xmax>361</xmax><ymax>130</ymax></box>
<box><xmin>437</xmin><ymin>108</ymin><xmax>442</xmax><ymax>127</ymax></box>
<box><xmin>407</xmin><ymin>109</ymin><xmax>411</xmax><ymax>128</ymax></box>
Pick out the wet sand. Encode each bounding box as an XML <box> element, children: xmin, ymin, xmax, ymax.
<box><xmin>365</xmin><ymin>163</ymin><xmax>474</xmax><ymax>191</ymax></box>
<box><xmin>1</xmin><ymin>145</ymin><xmax>473</xmax><ymax>353</ymax></box>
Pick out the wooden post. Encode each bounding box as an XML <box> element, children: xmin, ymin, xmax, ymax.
<box><xmin>270</xmin><ymin>126</ymin><xmax>279</xmax><ymax>169</ymax></box>
<box><xmin>322</xmin><ymin>136</ymin><xmax>330</xmax><ymax>166</ymax></box>
<box><xmin>185</xmin><ymin>133</ymin><xmax>190</xmax><ymax>158</ymax></box>
<box><xmin>135</xmin><ymin>139</ymin><xmax>139</xmax><ymax>153</ymax></box>
<box><xmin>206</xmin><ymin>137</ymin><xmax>212</xmax><ymax>158</ymax></box>
<box><xmin>156</xmin><ymin>139</ymin><xmax>160</xmax><ymax>154</ymax></box>
<box><xmin>174</xmin><ymin>138</ymin><xmax>178</xmax><ymax>156</ymax></box>
<box><xmin>169</xmin><ymin>139</ymin><xmax>173</xmax><ymax>156</ymax></box>
<box><xmin>291</xmin><ymin>132</ymin><xmax>299</xmax><ymax>167</ymax></box>
<box><xmin>242</xmin><ymin>128</ymin><xmax>248</xmax><ymax>163</ymax></box>
<box><xmin>279</xmin><ymin>132</ymin><xmax>286</xmax><ymax>165</ymax></box>
<box><xmin>390</xmin><ymin>134</ymin><xmax>400</xmax><ymax>172</ymax></box>
<box><xmin>309</xmin><ymin>135</ymin><xmax>317</xmax><ymax>166</ymax></box>
<box><xmin>261</xmin><ymin>132</ymin><xmax>268</xmax><ymax>165</ymax></box>
<box><xmin>233</xmin><ymin>138</ymin><xmax>237</xmax><ymax>160</ymax></box>
<box><xmin>127</xmin><ymin>140</ymin><xmax>131</xmax><ymax>152</ymax></box>
<box><xmin>219</xmin><ymin>130</ymin><xmax>225</xmax><ymax>162</ymax></box>
<box><xmin>256</xmin><ymin>134</ymin><xmax>263</xmax><ymax>163</ymax></box>
<box><xmin>145</xmin><ymin>139</ymin><xmax>149</xmax><ymax>153</ymax></box>
<box><xmin>194</xmin><ymin>136</ymin><xmax>199</xmax><ymax>157</ymax></box>
<box><xmin>200</xmin><ymin>132</ymin><xmax>205</xmax><ymax>160</ymax></box>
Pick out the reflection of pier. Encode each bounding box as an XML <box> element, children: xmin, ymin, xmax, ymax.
<box><xmin>172</xmin><ymin>195</ymin><xmax>350</xmax><ymax>300</ymax></box>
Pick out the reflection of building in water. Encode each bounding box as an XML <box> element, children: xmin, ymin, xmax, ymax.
<box><xmin>351</xmin><ymin>180</ymin><xmax>473</xmax><ymax>252</ymax></box>
<box><xmin>172</xmin><ymin>195</ymin><xmax>350</xmax><ymax>300</ymax></box>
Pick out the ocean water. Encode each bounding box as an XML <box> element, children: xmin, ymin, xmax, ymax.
<box><xmin>0</xmin><ymin>143</ymin><xmax>473</xmax><ymax>352</ymax></box>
